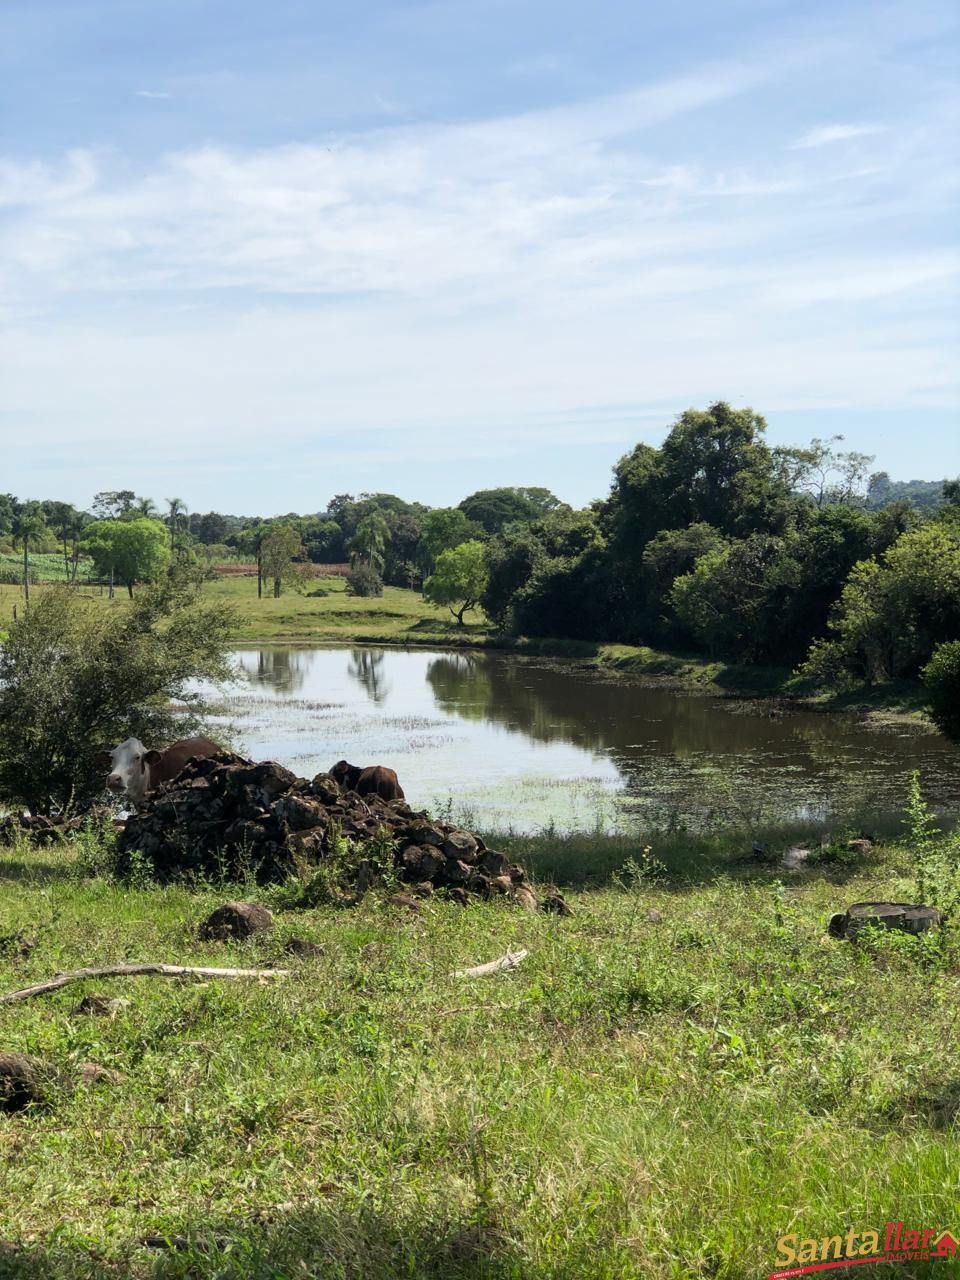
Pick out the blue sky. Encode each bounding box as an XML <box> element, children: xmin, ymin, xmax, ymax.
<box><xmin>1</xmin><ymin>0</ymin><xmax>958</xmax><ymax>514</ymax></box>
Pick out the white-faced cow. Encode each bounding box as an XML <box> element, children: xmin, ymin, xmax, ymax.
<box><xmin>98</xmin><ymin>736</ymin><xmax>220</xmax><ymax>805</ymax></box>
<box><xmin>330</xmin><ymin>760</ymin><xmax>404</xmax><ymax>801</ymax></box>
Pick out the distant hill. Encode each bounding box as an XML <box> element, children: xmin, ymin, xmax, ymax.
<box><xmin>865</xmin><ymin>473</ymin><xmax>945</xmax><ymax>512</ymax></box>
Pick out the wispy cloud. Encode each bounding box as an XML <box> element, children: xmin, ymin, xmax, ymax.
<box><xmin>135</xmin><ymin>89</ymin><xmax>170</xmax><ymax>100</ymax></box>
<box><xmin>0</xmin><ymin>35</ymin><xmax>956</xmax><ymax>502</ymax></box>
<box><xmin>791</xmin><ymin>122</ymin><xmax>886</xmax><ymax>149</ymax></box>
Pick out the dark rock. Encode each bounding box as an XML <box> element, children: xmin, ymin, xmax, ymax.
<box><xmin>443</xmin><ymin>830</ymin><xmax>478</xmax><ymax>861</ymax></box>
<box><xmin>444</xmin><ymin>887</ymin><xmax>469</xmax><ymax>906</ymax></box>
<box><xmin>78</xmin><ymin>1061</ymin><xmax>118</xmax><ymax>1086</ymax></box>
<box><xmin>411</xmin><ymin>881</ymin><xmax>434</xmax><ymax>898</ymax></box>
<box><xmin>489</xmin><ymin>875</ymin><xmax>513</xmax><ymax>896</ymax></box>
<box><xmin>199</xmin><ymin>901</ymin><xmax>274</xmax><ymax>941</ymax></box>
<box><xmin>541</xmin><ymin>891</ymin><xmax>573</xmax><ymax>916</ymax></box>
<box><xmin>405</xmin><ymin>823</ymin><xmax>444</xmax><ymax>848</ymax></box>
<box><xmin>468</xmin><ymin>872</ymin><xmax>491</xmax><ymax>898</ymax></box>
<box><xmin>646</xmin><ymin>908</ymin><xmax>663</xmax><ymax>925</ymax></box>
<box><xmin>284</xmin><ymin>937</ymin><xmax>324</xmax><ymax>958</ymax></box>
<box><xmin>829</xmin><ymin>901</ymin><xmax>943</xmax><ymax>941</ymax></box>
<box><xmin>286</xmin><ymin>825</ymin><xmax>327</xmax><ymax>859</ymax></box>
<box><xmin>479</xmin><ymin>850</ymin><xmax>510</xmax><ymax>877</ymax></box>
<box><xmin>386</xmin><ymin>894</ymin><xmax>420</xmax><ymax>912</ymax></box>
<box><xmin>0</xmin><ymin>1052</ymin><xmax>53</xmax><ymax>1112</ymax></box>
<box><xmin>443</xmin><ymin>858</ymin><xmax>473</xmax><ymax>884</ymax></box>
<box><xmin>274</xmin><ymin>794</ymin><xmax>329</xmax><ymax>832</ymax></box>
<box><xmin>310</xmin><ymin>773</ymin><xmax>343</xmax><ymax>805</ymax></box>
<box><xmin>513</xmin><ymin>884</ymin><xmax>538</xmax><ymax>912</ymax></box>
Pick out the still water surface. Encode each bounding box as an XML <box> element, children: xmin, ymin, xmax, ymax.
<box><xmin>213</xmin><ymin>646</ymin><xmax>960</xmax><ymax>833</ymax></box>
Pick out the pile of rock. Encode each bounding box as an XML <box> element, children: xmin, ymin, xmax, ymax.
<box><xmin>118</xmin><ymin>753</ymin><xmax>536</xmax><ymax>904</ymax></box>
<box><xmin>0</xmin><ymin>811</ymin><xmax>90</xmax><ymax>847</ymax></box>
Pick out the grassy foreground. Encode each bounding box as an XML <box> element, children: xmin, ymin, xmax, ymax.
<box><xmin>0</xmin><ymin>834</ymin><xmax>957</xmax><ymax>1279</ymax></box>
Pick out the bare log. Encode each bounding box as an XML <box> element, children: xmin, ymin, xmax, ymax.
<box><xmin>0</xmin><ymin>964</ymin><xmax>289</xmax><ymax>1005</ymax></box>
<box><xmin>452</xmin><ymin>948</ymin><xmax>528</xmax><ymax>979</ymax></box>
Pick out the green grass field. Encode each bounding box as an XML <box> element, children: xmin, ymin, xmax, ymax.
<box><xmin>0</xmin><ymin>831</ymin><xmax>956</xmax><ymax>1279</ymax></box>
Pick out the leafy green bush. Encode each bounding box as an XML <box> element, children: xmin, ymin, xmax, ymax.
<box><xmin>923</xmin><ymin>640</ymin><xmax>960</xmax><ymax>740</ymax></box>
<box><xmin>345</xmin><ymin>564</ymin><xmax>384</xmax><ymax>597</ymax></box>
<box><xmin>0</xmin><ymin>578</ymin><xmax>236</xmax><ymax>814</ymax></box>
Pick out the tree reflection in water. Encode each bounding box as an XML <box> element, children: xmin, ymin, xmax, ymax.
<box><xmin>348</xmin><ymin>648</ymin><xmax>391</xmax><ymax>703</ymax></box>
<box><xmin>234</xmin><ymin>647</ymin><xmax>309</xmax><ymax>695</ymax></box>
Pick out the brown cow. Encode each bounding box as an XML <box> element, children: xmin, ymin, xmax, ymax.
<box><xmin>330</xmin><ymin>759</ymin><xmax>404</xmax><ymax>801</ymax></box>
<box><xmin>98</xmin><ymin>736</ymin><xmax>221</xmax><ymax>804</ymax></box>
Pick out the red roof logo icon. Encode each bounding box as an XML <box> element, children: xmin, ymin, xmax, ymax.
<box><xmin>932</xmin><ymin>1231</ymin><xmax>958</xmax><ymax>1259</ymax></box>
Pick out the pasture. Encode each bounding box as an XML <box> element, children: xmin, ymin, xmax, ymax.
<box><xmin>0</xmin><ymin>832</ymin><xmax>956</xmax><ymax>1278</ymax></box>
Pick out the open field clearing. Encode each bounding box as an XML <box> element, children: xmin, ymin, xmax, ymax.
<box><xmin>0</xmin><ymin>835</ymin><xmax>956</xmax><ymax>1279</ymax></box>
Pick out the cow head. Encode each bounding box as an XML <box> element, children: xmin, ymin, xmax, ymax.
<box><xmin>97</xmin><ymin>738</ymin><xmax>162</xmax><ymax>803</ymax></box>
<box><xmin>330</xmin><ymin>759</ymin><xmax>362</xmax><ymax>791</ymax></box>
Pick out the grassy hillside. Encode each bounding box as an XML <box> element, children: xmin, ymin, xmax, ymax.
<box><xmin>0</xmin><ymin>832</ymin><xmax>956</xmax><ymax>1278</ymax></box>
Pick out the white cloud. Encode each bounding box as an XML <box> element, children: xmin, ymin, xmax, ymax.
<box><xmin>135</xmin><ymin>89</ymin><xmax>170</xmax><ymax>99</ymax></box>
<box><xmin>0</xmin><ymin>50</ymin><xmax>955</xmax><ymax>501</ymax></box>
<box><xmin>791</xmin><ymin>122</ymin><xmax>886</xmax><ymax>149</ymax></box>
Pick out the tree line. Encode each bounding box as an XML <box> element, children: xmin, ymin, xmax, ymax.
<box><xmin>3</xmin><ymin>406</ymin><xmax>958</xmax><ymax>733</ymax></box>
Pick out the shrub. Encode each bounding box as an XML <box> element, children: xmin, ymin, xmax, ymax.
<box><xmin>345</xmin><ymin>565</ymin><xmax>384</xmax><ymax>597</ymax></box>
<box><xmin>0</xmin><ymin>579</ymin><xmax>236</xmax><ymax>814</ymax></box>
<box><xmin>923</xmin><ymin>641</ymin><xmax>960</xmax><ymax>740</ymax></box>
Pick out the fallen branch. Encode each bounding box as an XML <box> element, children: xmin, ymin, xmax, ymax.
<box><xmin>452</xmin><ymin>948</ymin><xmax>528</xmax><ymax>979</ymax></box>
<box><xmin>0</xmin><ymin>964</ymin><xmax>289</xmax><ymax>1005</ymax></box>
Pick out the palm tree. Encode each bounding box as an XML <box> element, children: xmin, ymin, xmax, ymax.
<box><xmin>347</xmin><ymin>514</ymin><xmax>390</xmax><ymax>575</ymax></box>
<box><xmin>165</xmin><ymin>497</ymin><xmax>188</xmax><ymax>552</ymax></box>
<box><xmin>133</xmin><ymin>496</ymin><xmax>159</xmax><ymax>519</ymax></box>
<box><xmin>11</xmin><ymin>503</ymin><xmax>46</xmax><ymax>607</ymax></box>
<box><xmin>48</xmin><ymin>504</ymin><xmax>85</xmax><ymax>582</ymax></box>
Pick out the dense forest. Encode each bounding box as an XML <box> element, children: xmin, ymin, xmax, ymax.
<box><xmin>3</xmin><ymin>404</ymin><xmax>959</xmax><ymax>726</ymax></box>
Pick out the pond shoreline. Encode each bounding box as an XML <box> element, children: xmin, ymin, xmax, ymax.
<box><xmin>224</xmin><ymin>630</ymin><xmax>937</xmax><ymax>735</ymax></box>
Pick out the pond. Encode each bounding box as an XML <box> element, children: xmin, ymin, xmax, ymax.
<box><xmin>211</xmin><ymin>645</ymin><xmax>960</xmax><ymax>834</ymax></box>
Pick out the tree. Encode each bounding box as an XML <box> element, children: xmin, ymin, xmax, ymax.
<box><xmin>482</xmin><ymin>526</ymin><xmax>544</xmax><ymax>630</ymax></box>
<box><xmin>423</xmin><ymin>541</ymin><xmax>488</xmax><ymax>626</ymax></box>
<box><xmin>641</xmin><ymin>523</ymin><xmax>727</xmax><ymax>637</ymax></box>
<box><xmin>0</xmin><ymin>579</ymin><xmax>235</xmax><ymax>813</ymax></box>
<box><xmin>92</xmin><ymin>490</ymin><xmax>136</xmax><ymax>520</ymax></box>
<box><xmin>47</xmin><ymin>503</ymin><xmax>87</xmax><ymax>582</ymax></box>
<box><xmin>132</xmin><ymin>497</ymin><xmax>160</xmax><ymax>519</ymax></box>
<box><xmin>481</xmin><ymin>509</ymin><xmax>605</xmax><ymax>635</ymax></box>
<box><xmin>0</xmin><ymin>494</ymin><xmax>17</xmax><ymax>537</ymax></box>
<box><xmin>259</xmin><ymin>524</ymin><xmax>310</xmax><ymax>597</ymax></box>
<box><xmin>300</xmin><ymin>518</ymin><xmax>345</xmax><ymax>564</ymax></box>
<box><xmin>11</xmin><ymin>503</ymin><xmax>46</xmax><ymax>607</ymax></box>
<box><xmin>923</xmin><ymin>642</ymin><xmax>960</xmax><ymax>740</ymax></box>
<box><xmin>459</xmin><ymin>488</ymin><xmax>551</xmax><ymax>535</ymax></box>
<box><xmin>417</xmin><ymin>508</ymin><xmax>475</xmax><ymax>577</ymax></box>
<box><xmin>346</xmin><ymin>513</ymin><xmax>391</xmax><ymax>575</ymax></box>
<box><xmin>81</xmin><ymin>519</ymin><xmax>170</xmax><ymax>597</ymax></box>
<box><xmin>190</xmin><ymin>511</ymin><xmax>229</xmax><ymax>545</ymax></box>
<box><xmin>345</xmin><ymin>564</ymin><xmax>384</xmax><ymax>597</ymax></box>
<box><xmin>801</xmin><ymin>524</ymin><xmax>960</xmax><ymax>685</ymax></box>
<box><xmin>165</xmin><ymin>497</ymin><xmax>190</xmax><ymax>555</ymax></box>
<box><xmin>776</xmin><ymin>436</ymin><xmax>874</xmax><ymax>507</ymax></box>
<box><xmin>670</xmin><ymin>536</ymin><xmax>794</xmax><ymax>662</ymax></box>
